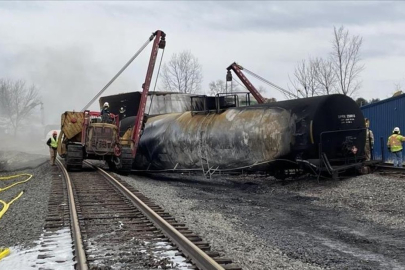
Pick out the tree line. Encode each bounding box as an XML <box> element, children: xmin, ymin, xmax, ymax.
<box><xmin>0</xmin><ymin>79</ymin><xmax>41</xmax><ymax>135</ymax></box>
<box><xmin>288</xmin><ymin>26</ymin><xmax>364</xmax><ymax>98</ymax></box>
<box><xmin>159</xmin><ymin>26</ymin><xmax>366</xmax><ymax>101</ymax></box>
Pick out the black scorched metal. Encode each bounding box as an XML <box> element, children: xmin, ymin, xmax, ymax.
<box><xmin>125</xmin><ymin>94</ymin><xmax>366</xmax><ymax>175</ymax></box>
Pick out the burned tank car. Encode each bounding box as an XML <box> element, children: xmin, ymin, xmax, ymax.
<box><xmin>123</xmin><ymin>106</ymin><xmax>295</xmax><ymax>171</ymax></box>
<box><xmin>122</xmin><ymin>94</ymin><xmax>365</xmax><ymax>175</ymax></box>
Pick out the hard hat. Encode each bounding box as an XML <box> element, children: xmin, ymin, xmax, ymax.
<box><xmin>394</xmin><ymin>127</ymin><xmax>400</xmax><ymax>133</ymax></box>
<box><xmin>103</xmin><ymin>102</ymin><xmax>109</xmax><ymax>108</ymax></box>
<box><xmin>52</xmin><ymin>131</ymin><xmax>57</xmax><ymax>135</ymax></box>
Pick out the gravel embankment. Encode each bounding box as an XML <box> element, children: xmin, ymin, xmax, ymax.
<box><xmin>121</xmin><ymin>174</ymin><xmax>324</xmax><ymax>270</ymax></box>
<box><xmin>0</xmin><ymin>151</ymin><xmax>48</xmax><ymax>171</ymax></box>
<box><xmin>0</xmin><ymin>152</ymin><xmax>52</xmax><ymax>249</ymax></box>
<box><xmin>120</xmin><ymin>172</ymin><xmax>405</xmax><ymax>270</ymax></box>
<box><xmin>283</xmin><ymin>173</ymin><xmax>405</xmax><ymax>229</ymax></box>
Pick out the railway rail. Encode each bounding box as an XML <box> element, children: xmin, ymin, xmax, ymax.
<box><xmin>51</xmin><ymin>159</ymin><xmax>241</xmax><ymax>270</ymax></box>
<box><xmin>374</xmin><ymin>162</ymin><xmax>405</xmax><ymax>176</ymax></box>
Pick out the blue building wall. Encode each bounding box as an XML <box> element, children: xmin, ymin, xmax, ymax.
<box><xmin>361</xmin><ymin>94</ymin><xmax>405</xmax><ymax>161</ymax></box>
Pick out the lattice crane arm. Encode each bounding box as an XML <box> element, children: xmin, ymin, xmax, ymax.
<box><xmin>226</xmin><ymin>62</ymin><xmax>266</xmax><ymax>104</ymax></box>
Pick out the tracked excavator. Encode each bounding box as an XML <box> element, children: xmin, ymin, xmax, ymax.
<box><xmin>57</xmin><ymin>30</ymin><xmax>166</xmax><ymax>173</ymax></box>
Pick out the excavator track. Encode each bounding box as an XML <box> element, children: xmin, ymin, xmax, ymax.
<box><xmin>118</xmin><ymin>147</ymin><xmax>133</xmax><ymax>174</ymax></box>
<box><xmin>65</xmin><ymin>144</ymin><xmax>83</xmax><ymax>171</ymax></box>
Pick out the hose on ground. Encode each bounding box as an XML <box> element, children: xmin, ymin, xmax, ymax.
<box><xmin>0</xmin><ymin>173</ymin><xmax>33</xmax><ymax>192</ymax></box>
<box><xmin>0</xmin><ymin>247</ymin><xmax>10</xmax><ymax>261</ymax></box>
<box><xmin>0</xmin><ymin>173</ymin><xmax>32</xmax><ymax>219</ymax></box>
<box><xmin>0</xmin><ymin>173</ymin><xmax>33</xmax><ymax>261</ymax></box>
<box><xmin>0</xmin><ymin>191</ymin><xmax>24</xmax><ymax>220</ymax></box>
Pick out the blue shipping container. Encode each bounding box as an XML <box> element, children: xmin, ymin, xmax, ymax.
<box><xmin>361</xmin><ymin>93</ymin><xmax>405</xmax><ymax>162</ymax></box>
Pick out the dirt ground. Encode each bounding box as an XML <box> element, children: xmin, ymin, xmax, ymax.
<box><xmin>125</xmin><ymin>172</ymin><xmax>405</xmax><ymax>270</ymax></box>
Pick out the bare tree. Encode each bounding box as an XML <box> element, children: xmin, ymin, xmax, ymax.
<box><xmin>314</xmin><ymin>57</ymin><xmax>337</xmax><ymax>95</ymax></box>
<box><xmin>209</xmin><ymin>79</ymin><xmax>244</xmax><ymax>95</ymax></box>
<box><xmin>0</xmin><ymin>79</ymin><xmax>41</xmax><ymax>135</ymax></box>
<box><xmin>209</xmin><ymin>80</ymin><xmax>226</xmax><ymax>95</ymax></box>
<box><xmin>331</xmin><ymin>26</ymin><xmax>364</xmax><ymax>96</ymax></box>
<box><xmin>289</xmin><ymin>59</ymin><xmax>319</xmax><ymax>98</ymax></box>
<box><xmin>355</xmin><ymin>97</ymin><xmax>368</xmax><ymax>107</ymax></box>
<box><xmin>265</xmin><ymin>97</ymin><xmax>277</xmax><ymax>103</ymax></box>
<box><xmin>160</xmin><ymin>51</ymin><xmax>203</xmax><ymax>94</ymax></box>
<box><xmin>394</xmin><ymin>83</ymin><xmax>402</xmax><ymax>92</ymax></box>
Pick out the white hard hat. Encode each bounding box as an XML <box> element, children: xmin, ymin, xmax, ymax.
<box><xmin>394</xmin><ymin>127</ymin><xmax>400</xmax><ymax>132</ymax></box>
<box><xmin>103</xmin><ymin>102</ymin><xmax>109</xmax><ymax>108</ymax></box>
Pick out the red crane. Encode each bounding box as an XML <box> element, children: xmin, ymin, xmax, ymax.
<box><xmin>130</xmin><ymin>30</ymin><xmax>166</xmax><ymax>157</ymax></box>
<box><xmin>226</xmin><ymin>62</ymin><xmax>266</xmax><ymax>104</ymax></box>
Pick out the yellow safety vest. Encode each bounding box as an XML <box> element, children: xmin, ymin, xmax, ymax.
<box><xmin>387</xmin><ymin>134</ymin><xmax>404</xmax><ymax>152</ymax></box>
<box><xmin>50</xmin><ymin>137</ymin><xmax>58</xmax><ymax>148</ymax></box>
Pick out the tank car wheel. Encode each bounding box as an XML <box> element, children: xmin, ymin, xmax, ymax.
<box><xmin>274</xmin><ymin>169</ymin><xmax>286</xmax><ymax>181</ymax></box>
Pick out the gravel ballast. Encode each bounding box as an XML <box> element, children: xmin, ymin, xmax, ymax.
<box><xmin>2</xmin><ymin>147</ymin><xmax>405</xmax><ymax>270</ymax></box>
<box><xmin>0</xmin><ymin>151</ymin><xmax>52</xmax><ymax>249</ymax></box>
<box><xmin>121</xmin><ymin>173</ymin><xmax>405</xmax><ymax>270</ymax></box>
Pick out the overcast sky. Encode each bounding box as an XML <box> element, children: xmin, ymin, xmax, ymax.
<box><xmin>1</xmin><ymin>1</ymin><xmax>405</xmax><ymax>125</ymax></box>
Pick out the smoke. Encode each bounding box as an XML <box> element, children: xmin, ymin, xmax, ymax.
<box><xmin>1</xmin><ymin>45</ymin><xmax>139</xmax><ymax>126</ymax></box>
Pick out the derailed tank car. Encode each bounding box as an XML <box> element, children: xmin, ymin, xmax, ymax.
<box><xmin>119</xmin><ymin>94</ymin><xmax>365</xmax><ymax>178</ymax></box>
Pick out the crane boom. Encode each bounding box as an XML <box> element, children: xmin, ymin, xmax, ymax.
<box><xmin>226</xmin><ymin>62</ymin><xmax>266</xmax><ymax>104</ymax></box>
<box><xmin>131</xmin><ymin>30</ymin><xmax>166</xmax><ymax>157</ymax></box>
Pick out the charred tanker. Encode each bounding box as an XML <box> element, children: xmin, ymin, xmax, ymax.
<box><xmin>117</xmin><ymin>94</ymin><xmax>365</xmax><ymax>178</ymax></box>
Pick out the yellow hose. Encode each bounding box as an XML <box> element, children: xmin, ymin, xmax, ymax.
<box><xmin>0</xmin><ymin>247</ymin><xmax>10</xmax><ymax>261</ymax></box>
<box><xmin>0</xmin><ymin>191</ymin><xmax>24</xmax><ymax>220</ymax></box>
<box><xmin>0</xmin><ymin>173</ymin><xmax>33</xmax><ymax>260</ymax></box>
<box><xmin>0</xmin><ymin>174</ymin><xmax>33</xmax><ymax>192</ymax></box>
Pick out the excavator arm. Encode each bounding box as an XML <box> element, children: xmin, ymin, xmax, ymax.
<box><xmin>226</xmin><ymin>62</ymin><xmax>266</xmax><ymax>104</ymax></box>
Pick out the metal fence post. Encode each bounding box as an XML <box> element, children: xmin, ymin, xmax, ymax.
<box><xmin>380</xmin><ymin>137</ymin><xmax>385</xmax><ymax>162</ymax></box>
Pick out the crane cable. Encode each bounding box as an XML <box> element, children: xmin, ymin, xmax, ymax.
<box><xmin>81</xmin><ymin>34</ymin><xmax>156</xmax><ymax>111</ymax></box>
<box><xmin>148</xmin><ymin>47</ymin><xmax>166</xmax><ymax>116</ymax></box>
<box><xmin>242</xmin><ymin>67</ymin><xmax>298</xmax><ymax>98</ymax></box>
<box><xmin>231</xmin><ymin>78</ymin><xmax>248</xmax><ymax>91</ymax></box>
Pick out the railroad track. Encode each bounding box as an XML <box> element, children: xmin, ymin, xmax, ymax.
<box><xmin>43</xmin><ymin>159</ymin><xmax>241</xmax><ymax>270</ymax></box>
<box><xmin>374</xmin><ymin>163</ymin><xmax>405</xmax><ymax>177</ymax></box>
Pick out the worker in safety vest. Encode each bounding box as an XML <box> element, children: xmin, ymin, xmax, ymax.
<box><xmin>387</xmin><ymin>127</ymin><xmax>405</xmax><ymax>167</ymax></box>
<box><xmin>46</xmin><ymin>131</ymin><xmax>58</xmax><ymax>166</ymax></box>
<box><xmin>364</xmin><ymin>118</ymin><xmax>374</xmax><ymax>161</ymax></box>
<box><xmin>101</xmin><ymin>102</ymin><xmax>111</xmax><ymax>123</ymax></box>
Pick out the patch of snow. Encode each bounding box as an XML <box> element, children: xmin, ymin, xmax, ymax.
<box><xmin>152</xmin><ymin>241</ymin><xmax>192</xmax><ymax>270</ymax></box>
<box><xmin>0</xmin><ymin>228</ymin><xmax>74</xmax><ymax>270</ymax></box>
